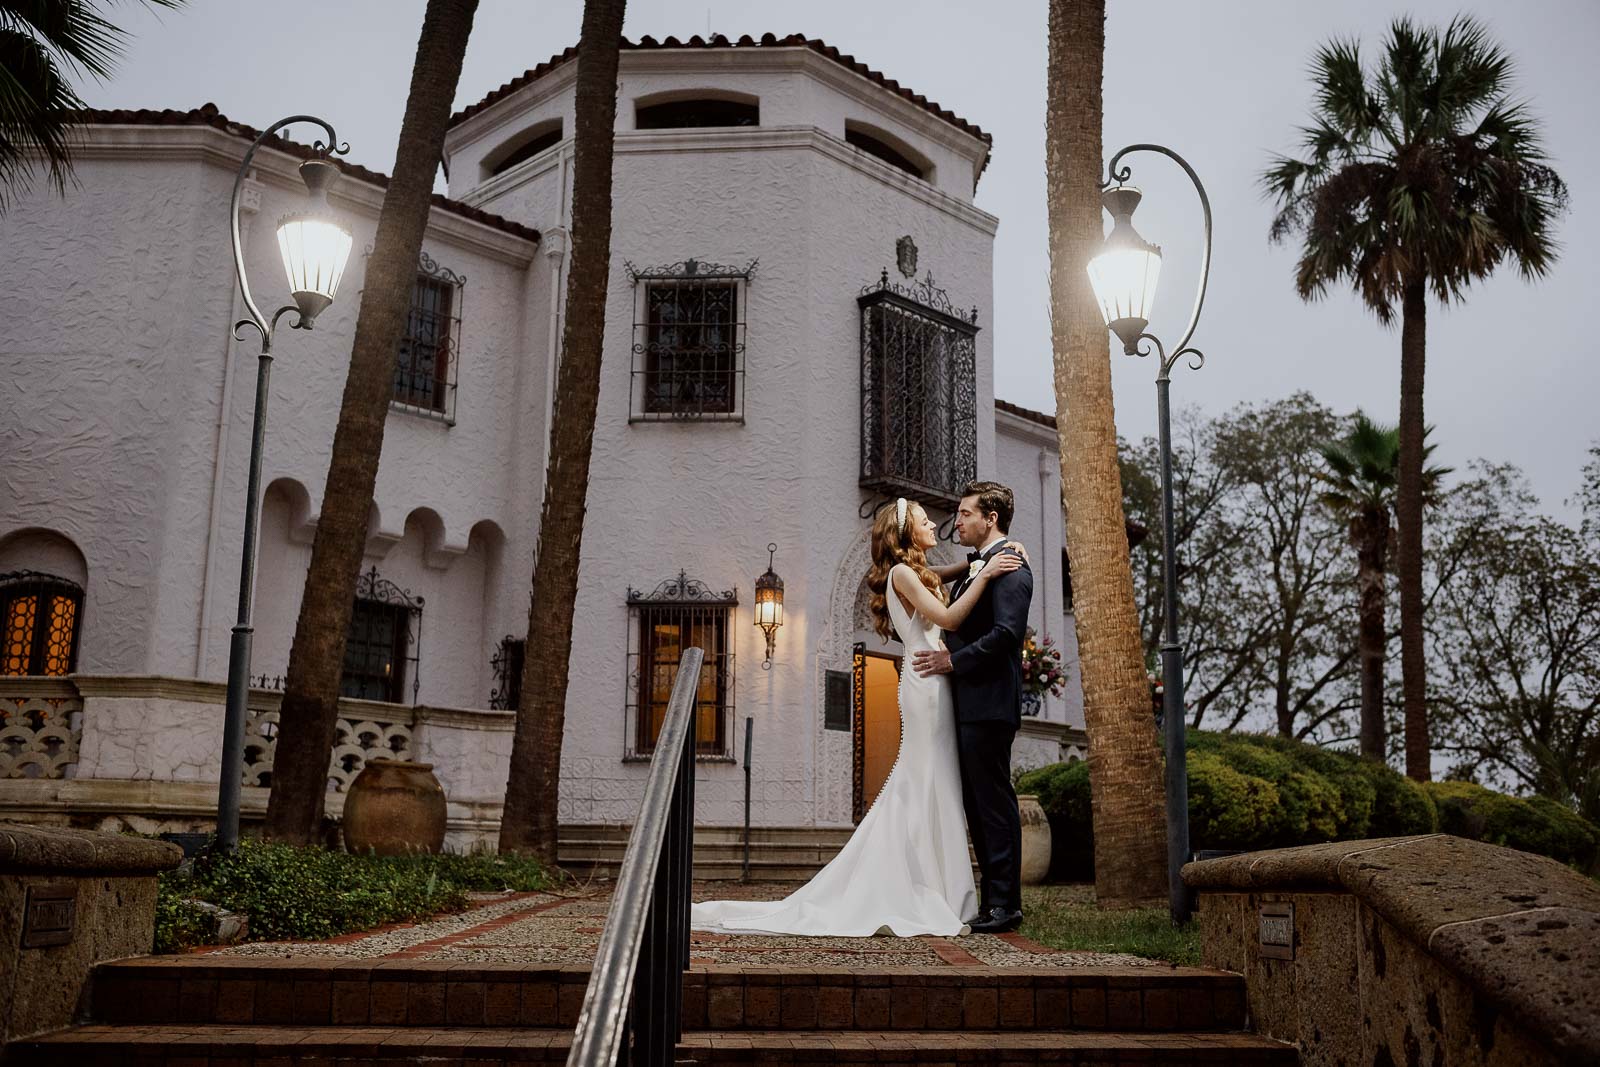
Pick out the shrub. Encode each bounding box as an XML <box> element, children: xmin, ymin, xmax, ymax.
<box><xmin>1016</xmin><ymin>759</ymin><xmax>1092</xmax><ymax>882</ymax></box>
<box><xmin>1029</xmin><ymin>729</ymin><xmax>1440</xmax><ymax>881</ymax></box>
<box><xmin>154</xmin><ymin>840</ymin><xmax>552</xmax><ymax>951</ymax></box>
<box><xmin>1424</xmin><ymin>781</ymin><xmax>1600</xmax><ymax>871</ymax></box>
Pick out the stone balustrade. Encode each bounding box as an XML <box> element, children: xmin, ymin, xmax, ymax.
<box><xmin>1183</xmin><ymin>834</ymin><xmax>1600</xmax><ymax>1067</ymax></box>
<box><xmin>0</xmin><ymin>676</ymin><xmax>514</xmax><ymax>848</ymax></box>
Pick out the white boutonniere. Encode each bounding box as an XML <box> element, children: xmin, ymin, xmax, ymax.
<box><xmin>967</xmin><ymin>559</ymin><xmax>987</xmax><ymax>581</ymax></box>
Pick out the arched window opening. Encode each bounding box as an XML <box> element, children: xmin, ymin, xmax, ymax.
<box><xmin>0</xmin><ymin>571</ymin><xmax>84</xmax><ymax>676</ymax></box>
<box><xmin>636</xmin><ymin>97</ymin><xmax>759</xmax><ymax>130</ymax></box>
<box><xmin>844</xmin><ymin>124</ymin><xmax>930</xmax><ymax>181</ymax></box>
<box><xmin>485</xmin><ymin>121</ymin><xmax>563</xmax><ymax>177</ymax></box>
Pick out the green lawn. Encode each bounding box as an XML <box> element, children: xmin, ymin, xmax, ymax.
<box><xmin>1020</xmin><ymin>884</ymin><xmax>1202</xmax><ymax>965</ymax></box>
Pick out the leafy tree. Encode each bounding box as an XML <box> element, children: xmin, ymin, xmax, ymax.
<box><xmin>1317</xmin><ymin>415</ymin><xmax>1449</xmax><ymax>759</ymax></box>
<box><xmin>0</xmin><ymin>0</ymin><xmax>184</xmax><ymax>211</ymax></box>
<box><xmin>1429</xmin><ymin>462</ymin><xmax>1600</xmax><ymax>824</ymax></box>
<box><xmin>1264</xmin><ymin>16</ymin><xmax>1567</xmax><ymax>780</ymax></box>
<box><xmin>1123</xmin><ymin>394</ymin><xmax>1359</xmax><ymax>742</ymax></box>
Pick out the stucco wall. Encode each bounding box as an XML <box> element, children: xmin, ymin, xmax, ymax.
<box><xmin>1</xmin><ymin>49</ymin><xmax>1073</xmax><ymax>834</ymax></box>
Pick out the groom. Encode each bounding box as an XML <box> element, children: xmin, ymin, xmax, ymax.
<box><xmin>912</xmin><ymin>480</ymin><xmax>1033</xmax><ymax>934</ymax></box>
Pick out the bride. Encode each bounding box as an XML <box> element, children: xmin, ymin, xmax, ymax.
<box><xmin>691</xmin><ymin>498</ymin><xmax>1023</xmax><ymax>937</ymax></box>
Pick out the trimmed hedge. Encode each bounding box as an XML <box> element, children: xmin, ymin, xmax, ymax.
<box><xmin>1424</xmin><ymin>780</ymin><xmax>1599</xmax><ymax>872</ymax></box>
<box><xmin>1017</xmin><ymin>729</ymin><xmax>1600</xmax><ymax>881</ymax></box>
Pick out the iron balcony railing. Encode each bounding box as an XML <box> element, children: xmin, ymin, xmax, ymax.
<box><xmin>568</xmin><ymin>647</ymin><xmax>701</xmax><ymax>1067</ymax></box>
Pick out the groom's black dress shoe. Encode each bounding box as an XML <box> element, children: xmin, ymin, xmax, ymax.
<box><xmin>969</xmin><ymin>907</ymin><xmax>1024</xmax><ymax>934</ymax></box>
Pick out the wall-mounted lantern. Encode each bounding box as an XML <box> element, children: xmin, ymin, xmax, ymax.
<box><xmin>754</xmin><ymin>543</ymin><xmax>784</xmax><ymax>669</ymax></box>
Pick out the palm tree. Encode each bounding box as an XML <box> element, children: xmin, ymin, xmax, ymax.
<box><xmin>1045</xmin><ymin>0</ymin><xmax>1167</xmax><ymax>907</ymax></box>
<box><xmin>1264</xmin><ymin>16</ymin><xmax>1566</xmax><ymax>781</ymax></box>
<box><xmin>263</xmin><ymin>0</ymin><xmax>480</xmax><ymax>843</ymax></box>
<box><xmin>0</xmin><ymin>0</ymin><xmax>184</xmax><ymax>211</ymax></box>
<box><xmin>1317</xmin><ymin>414</ymin><xmax>1448</xmax><ymax>760</ymax></box>
<box><xmin>497</xmin><ymin>0</ymin><xmax>628</xmax><ymax>861</ymax></box>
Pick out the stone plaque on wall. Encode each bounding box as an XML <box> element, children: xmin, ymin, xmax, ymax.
<box><xmin>824</xmin><ymin>670</ymin><xmax>851</xmax><ymax>731</ymax></box>
<box><xmin>21</xmin><ymin>883</ymin><xmax>77</xmax><ymax>948</ymax></box>
<box><xmin>1258</xmin><ymin>901</ymin><xmax>1294</xmax><ymax>960</ymax></box>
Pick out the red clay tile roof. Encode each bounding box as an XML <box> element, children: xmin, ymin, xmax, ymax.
<box><xmin>452</xmin><ymin>33</ymin><xmax>993</xmax><ymax>171</ymax></box>
<box><xmin>73</xmin><ymin>104</ymin><xmax>541</xmax><ymax>244</ymax></box>
<box><xmin>995</xmin><ymin>397</ymin><xmax>1058</xmax><ymax>429</ymax></box>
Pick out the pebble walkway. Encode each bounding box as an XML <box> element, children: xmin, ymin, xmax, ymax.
<box><xmin>205</xmin><ymin>880</ymin><xmax>1157</xmax><ymax>968</ymax></box>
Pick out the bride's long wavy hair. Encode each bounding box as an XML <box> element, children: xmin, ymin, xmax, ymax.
<box><xmin>865</xmin><ymin>500</ymin><xmax>945</xmax><ymax>641</ymax></box>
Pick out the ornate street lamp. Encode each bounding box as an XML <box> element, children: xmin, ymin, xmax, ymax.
<box><xmin>1086</xmin><ymin>144</ymin><xmax>1211</xmax><ymax>924</ymax></box>
<box><xmin>215</xmin><ymin>116</ymin><xmax>353</xmax><ymax>851</ymax></box>
<box><xmin>754</xmin><ymin>543</ymin><xmax>784</xmax><ymax>669</ymax></box>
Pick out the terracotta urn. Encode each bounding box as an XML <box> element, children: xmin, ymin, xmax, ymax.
<box><xmin>342</xmin><ymin>759</ymin><xmax>447</xmax><ymax>856</ymax></box>
<box><xmin>1018</xmin><ymin>793</ymin><xmax>1053</xmax><ymax>886</ymax></box>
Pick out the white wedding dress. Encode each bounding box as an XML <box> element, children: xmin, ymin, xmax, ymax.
<box><xmin>691</xmin><ymin>565</ymin><xmax>977</xmax><ymax>936</ymax></box>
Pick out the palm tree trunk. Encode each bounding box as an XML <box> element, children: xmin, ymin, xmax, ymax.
<box><xmin>497</xmin><ymin>0</ymin><xmax>627</xmax><ymax>861</ymax></box>
<box><xmin>1355</xmin><ymin>512</ymin><xmax>1389</xmax><ymax>760</ymax></box>
<box><xmin>1045</xmin><ymin>0</ymin><xmax>1168</xmax><ymax>907</ymax></box>
<box><xmin>262</xmin><ymin>0</ymin><xmax>480</xmax><ymax>843</ymax></box>
<box><xmin>1397</xmin><ymin>279</ymin><xmax>1430</xmax><ymax>780</ymax></box>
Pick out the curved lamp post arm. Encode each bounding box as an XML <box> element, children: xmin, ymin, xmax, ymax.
<box><xmin>1101</xmin><ymin>143</ymin><xmax>1211</xmax><ymax>378</ymax></box>
<box><xmin>229</xmin><ymin>115</ymin><xmax>349</xmax><ymax>349</ymax></box>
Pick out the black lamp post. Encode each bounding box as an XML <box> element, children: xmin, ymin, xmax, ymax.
<box><xmin>215</xmin><ymin>116</ymin><xmax>354</xmax><ymax>851</ymax></box>
<box><xmin>1085</xmin><ymin>144</ymin><xmax>1212</xmax><ymax>924</ymax></box>
<box><xmin>754</xmin><ymin>543</ymin><xmax>784</xmax><ymax>669</ymax></box>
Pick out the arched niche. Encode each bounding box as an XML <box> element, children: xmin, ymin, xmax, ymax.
<box><xmin>482</xmin><ymin>118</ymin><xmax>564</xmax><ymax>179</ymax></box>
<box><xmin>844</xmin><ymin>120</ymin><xmax>933</xmax><ymax>182</ymax></box>
<box><xmin>634</xmin><ymin>89</ymin><xmax>760</xmax><ymax>130</ymax></box>
<box><xmin>0</xmin><ymin>528</ymin><xmax>88</xmax><ymax>587</ymax></box>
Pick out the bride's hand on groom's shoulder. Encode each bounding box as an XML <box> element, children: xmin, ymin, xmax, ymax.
<box><xmin>981</xmin><ymin>552</ymin><xmax>1025</xmax><ymax>580</ymax></box>
<box><xmin>1002</xmin><ymin>540</ymin><xmax>1030</xmax><ymax>565</ymax></box>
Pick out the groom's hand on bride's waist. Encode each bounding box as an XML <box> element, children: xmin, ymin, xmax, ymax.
<box><xmin>912</xmin><ymin>649</ymin><xmax>953</xmax><ymax>676</ymax></box>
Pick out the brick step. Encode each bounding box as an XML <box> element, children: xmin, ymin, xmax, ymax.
<box><xmin>89</xmin><ymin>960</ymin><xmax>1244</xmax><ymax>1032</ymax></box>
<box><xmin>11</xmin><ymin>1025</ymin><xmax>1299</xmax><ymax>1065</ymax></box>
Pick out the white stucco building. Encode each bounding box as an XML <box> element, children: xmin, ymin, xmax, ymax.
<box><xmin>0</xmin><ymin>35</ymin><xmax>1085</xmax><ymax>856</ymax></box>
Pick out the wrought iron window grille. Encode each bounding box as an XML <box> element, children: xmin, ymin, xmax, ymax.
<box><xmin>0</xmin><ymin>571</ymin><xmax>83</xmax><ymax>677</ymax></box>
<box><xmin>489</xmin><ymin>634</ymin><xmax>526</xmax><ymax>710</ymax></box>
<box><xmin>858</xmin><ymin>268</ymin><xmax>980</xmax><ymax>512</ymax></box>
<box><xmin>624</xmin><ymin>572</ymin><xmax>737</xmax><ymax>760</ymax></box>
<box><xmin>625</xmin><ymin>258</ymin><xmax>756</xmax><ymax>423</ymax></box>
<box><xmin>375</xmin><ymin>247</ymin><xmax>465</xmax><ymax>424</ymax></box>
<box><xmin>338</xmin><ymin>566</ymin><xmax>424</xmax><ymax>705</ymax></box>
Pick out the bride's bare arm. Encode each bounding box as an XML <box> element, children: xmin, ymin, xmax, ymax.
<box><xmin>891</xmin><ymin>556</ymin><xmax>1023</xmax><ymax>630</ymax></box>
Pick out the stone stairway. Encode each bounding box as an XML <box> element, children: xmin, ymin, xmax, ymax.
<box><xmin>6</xmin><ymin>957</ymin><xmax>1298</xmax><ymax>1065</ymax></box>
<box><xmin>558</xmin><ymin>824</ymin><xmax>858</xmax><ymax>882</ymax></box>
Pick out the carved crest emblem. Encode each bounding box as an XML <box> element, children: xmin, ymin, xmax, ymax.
<box><xmin>895</xmin><ymin>235</ymin><xmax>918</xmax><ymax>278</ymax></box>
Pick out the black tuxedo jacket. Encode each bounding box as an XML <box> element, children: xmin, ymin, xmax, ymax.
<box><xmin>943</xmin><ymin>543</ymin><xmax>1034</xmax><ymax>728</ymax></box>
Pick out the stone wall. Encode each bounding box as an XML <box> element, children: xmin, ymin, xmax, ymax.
<box><xmin>0</xmin><ymin>823</ymin><xmax>181</xmax><ymax>1048</ymax></box>
<box><xmin>1184</xmin><ymin>835</ymin><xmax>1600</xmax><ymax>1067</ymax></box>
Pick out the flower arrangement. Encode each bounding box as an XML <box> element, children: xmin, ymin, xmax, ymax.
<box><xmin>1021</xmin><ymin>627</ymin><xmax>1067</xmax><ymax>698</ymax></box>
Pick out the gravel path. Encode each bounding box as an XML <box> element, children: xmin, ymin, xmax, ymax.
<box><xmin>205</xmin><ymin>881</ymin><xmax>1156</xmax><ymax>967</ymax></box>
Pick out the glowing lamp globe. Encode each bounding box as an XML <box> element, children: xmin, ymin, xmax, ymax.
<box><xmin>1086</xmin><ymin>185</ymin><xmax>1163</xmax><ymax>354</ymax></box>
<box><xmin>276</xmin><ymin>158</ymin><xmax>353</xmax><ymax>327</ymax></box>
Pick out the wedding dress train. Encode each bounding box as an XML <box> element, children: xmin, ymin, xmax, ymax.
<box><xmin>690</xmin><ymin>565</ymin><xmax>977</xmax><ymax>936</ymax></box>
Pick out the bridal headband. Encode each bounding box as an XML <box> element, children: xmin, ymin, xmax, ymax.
<box><xmin>895</xmin><ymin>497</ymin><xmax>908</xmax><ymax>534</ymax></box>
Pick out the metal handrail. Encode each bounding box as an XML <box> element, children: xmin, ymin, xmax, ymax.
<box><xmin>568</xmin><ymin>647</ymin><xmax>702</xmax><ymax>1066</ymax></box>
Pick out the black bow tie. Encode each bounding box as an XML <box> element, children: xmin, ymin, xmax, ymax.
<box><xmin>967</xmin><ymin>551</ymin><xmax>983</xmax><ymax>563</ymax></box>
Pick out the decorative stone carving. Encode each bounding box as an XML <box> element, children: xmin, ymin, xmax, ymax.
<box><xmin>0</xmin><ymin>694</ymin><xmax>82</xmax><ymax>779</ymax></box>
<box><xmin>243</xmin><ymin>705</ymin><xmax>414</xmax><ymax>792</ymax></box>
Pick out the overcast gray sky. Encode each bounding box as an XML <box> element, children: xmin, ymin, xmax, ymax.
<box><xmin>82</xmin><ymin>0</ymin><xmax>1600</xmax><ymax>520</ymax></box>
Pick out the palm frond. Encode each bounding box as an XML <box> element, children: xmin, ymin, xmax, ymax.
<box><xmin>0</xmin><ymin>0</ymin><xmax>185</xmax><ymax>212</ymax></box>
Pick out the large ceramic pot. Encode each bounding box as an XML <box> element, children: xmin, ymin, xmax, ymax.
<box><xmin>1018</xmin><ymin>793</ymin><xmax>1053</xmax><ymax>886</ymax></box>
<box><xmin>342</xmin><ymin>759</ymin><xmax>447</xmax><ymax>856</ymax></box>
